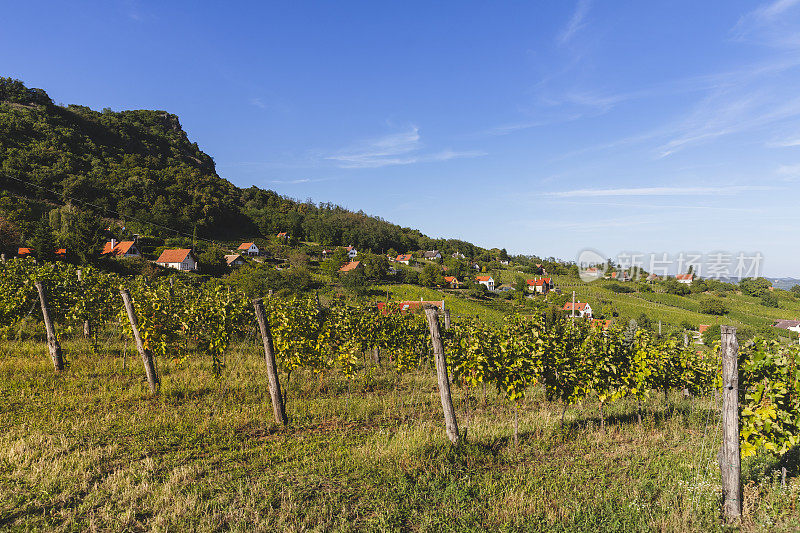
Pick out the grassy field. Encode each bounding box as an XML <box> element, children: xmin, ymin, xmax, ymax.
<box><xmin>1</xmin><ymin>337</ymin><xmax>799</xmax><ymax>531</ymax></box>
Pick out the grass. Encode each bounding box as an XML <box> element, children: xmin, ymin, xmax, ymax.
<box><xmin>1</xmin><ymin>335</ymin><xmax>799</xmax><ymax>531</ymax></box>
<box><xmin>375</xmin><ymin>283</ymin><xmax>508</xmax><ymax>324</ymax></box>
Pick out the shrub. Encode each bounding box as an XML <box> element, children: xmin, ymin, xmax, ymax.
<box><xmin>702</xmin><ymin>324</ymin><xmax>721</xmax><ymax>345</ymax></box>
<box><xmin>606</xmin><ymin>283</ymin><xmax>634</xmax><ymax>293</ymax></box>
<box><xmin>760</xmin><ymin>292</ymin><xmax>779</xmax><ymax>308</ymax></box>
<box><xmin>699</xmin><ymin>297</ymin><xmax>729</xmax><ymax>315</ymax></box>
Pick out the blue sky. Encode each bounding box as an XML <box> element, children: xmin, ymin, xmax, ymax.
<box><xmin>4</xmin><ymin>1</ymin><xmax>800</xmax><ymax>275</ymax></box>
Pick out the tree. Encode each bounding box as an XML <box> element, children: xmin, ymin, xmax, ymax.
<box><xmin>699</xmin><ymin>297</ymin><xmax>729</xmax><ymax>315</ymax></box>
<box><xmin>340</xmin><ymin>267</ymin><xmax>368</xmax><ymax>295</ymax></box>
<box><xmin>0</xmin><ymin>217</ymin><xmax>20</xmax><ymax>255</ymax></box>
<box><xmin>419</xmin><ymin>263</ymin><xmax>444</xmax><ymax>287</ymax></box>
<box><xmin>740</xmin><ymin>277</ymin><xmax>772</xmax><ymax>298</ymax></box>
<box><xmin>361</xmin><ymin>253</ymin><xmax>389</xmax><ymax>280</ymax></box>
<box><xmin>198</xmin><ymin>246</ymin><xmax>227</xmax><ymax>276</ymax></box>
<box><xmin>513</xmin><ymin>276</ymin><xmax>528</xmax><ymax>293</ymax></box>
<box><xmin>320</xmin><ymin>248</ymin><xmax>348</xmax><ymax>279</ymax></box>
<box><xmin>760</xmin><ymin>292</ymin><xmax>779</xmax><ymax>308</ymax></box>
<box><xmin>791</xmin><ymin>285</ymin><xmax>800</xmax><ymax>298</ymax></box>
<box><xmin>663</xmin><ymin>278</ymin><xmax>690</xmax><ymax>296</ymax></box>
<box><xmin>30</xmin><ymin>217</ymin><xmax>57</xmax><ymax>261</ymax></box>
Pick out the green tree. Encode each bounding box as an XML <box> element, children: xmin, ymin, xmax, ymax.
<box><xmin>740</xmin><ymin>277</ymin><xmax>772</xmax><ymax>297</ymax></box>
<box><xmin>760</xmin><ymin>292</ymin><xmax>779</xmax><ymax>308</ymax></box>
<box><xmin>419</xmin><ymin>263</ymin><xmax>444</xmax><ymax>287</ymax></box>
<box><xmin>699</xmin><ymin>297</ymin><xmax>729</xmax><ymax>315</ymax></box>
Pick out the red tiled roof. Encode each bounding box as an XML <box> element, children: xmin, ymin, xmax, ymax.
<box><xmin>156</xmin><ymin>249</ymin><xmax>193</xmax><ymax>263</ymax></box>
<box><xmin>238</xmin><ymin>242</ymin><xmax>255</xmax><ymax>250</ymax></box>
<box><xmin>526</xmin><ymin>277</ymin><xmax>552</xmax><ymax>286</ymax></box>
<box><xmin>476</xmin><ymin>275</ymin><xmax>492</xmax><ymax>282</ymax></box>
<box><xmin>444</xmin><ymin>276</ymin><xmax>457</xmax><ymax>283</ymax></box>
<box><xmin>102</xmin><ymin>241</ymin><xmax>136</xmax><ymax>256</ymax></box>
<box><xmin>698</xmin><ymin>324</ymin><xmax>710</xmax><ymax>333</ymax></box>
<box><xmin>396</xmin><ymin>254</ymin><xmax>413</xmax><ymax>262</ymax></box>
<box><xmin>339</xmin><ymin>261</ymin><xmax>361</xmax><ymax>272</ymax></box>
<box><xmin>676</xmin><ymin>273</ymin><xmax>694</xmax><ymax>281</ymax></box>
<box><xmin>563</xmin><ymin>302</ymin><xmax>589</xmax><ymax>311</ymax></box>
<box><xmin>18</xmin><ymin>247</ymin><xmax>31</xmax><ymax>256</ymax></box>
<box><xmin>276</xmin><ymin>232</ymin><xmax>287</xmax><ymax>237</ymax></box>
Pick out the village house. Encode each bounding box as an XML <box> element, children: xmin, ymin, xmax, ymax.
<box><xmin>276</xmin><ymin>232</ymin><xmax>288</xmax><ymax>240</ymax></box>
<box><xmin>526</xmin><ymin>277</ymin><xmax>554</xmax><ymax>294</ymax></box>
<box><xmin>443</xmin><ymin>276</ymin><xmax>460</xmax><ymax>288</ymax></box>
<box><xmin>101</xmin><ymin>239</ymin><xmax>141</xmax><ymax>259</ymax></box>
<box><xmin>423</xmin><ymin>250</ymin><xmax>442</xmax><ymax>260</ymax></box>
<box><xmin>476</xmin><ymin>275</ymin><xmax>495</xmax><ymax>291</ymax></box>
<box><xmin>18</xmin><ymin>247</ymin><xmax>67</xmax><ymax>259</ymax></box>
<box><xmin>346</xmin><ymin>246</ymin><xmax>358</xmax><ymax>259</ymax></box>
<box><xmin>452</xmin><ymin>252</ymin><xmax>466</xmax><ymax>259</ymax></box>
<box><xmin>395</xmin><ymin>253</ymin><xmax>413</xmax><ymax>265</ymax></box>
<box><xmin>773</xmin><ymin>319</ymin><xmax>800</xmax><ymax>334</ymax></box>
<box><xmin>676</xmin><ymin>273</ymin><xmax>694</xmax><ymax>284</ymax></box>
<box><xmin>583</xmin><ymin>267</ymin><xmax>602</xmax><ymax>279</ymax></box>
<box><xmin>225</xmin><ymin>254</ymin><xmax>247</xmax><ymax>268</ymax></box>
<box><xmin>610</xmin><ymin>271</ymin><xmax>631</xmax><ymax>282</ymax></box>
<box><xmin>562</xmin><ymin>301</ymin><xmax>593</xmax><ymax>318</ymax></box>
<box><xmin>646</xmin><ymin>273</ymin><xmax>660</xmax><ymax>282</ymax></box>
<box><xmin>339</xmin><ymin>260</ymin><xmax>361</xmax><ymax>273</ymax></box>
<box><xmin>238</xmin><ymin>242</ymin><xmax>260</xmax><ymax>256</ymax></box>
<box><xmin>155</xmin><ymin>249</ymin><xmax>198</xmax><ymax>271</ymax></box>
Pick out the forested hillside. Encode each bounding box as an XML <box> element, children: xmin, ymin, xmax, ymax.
<box><xmin>0</xmin><ymin>78</ymin><xmax>483</xmax><ymax>256</ymax></box>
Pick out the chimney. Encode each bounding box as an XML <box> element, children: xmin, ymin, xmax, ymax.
<box><xmin>110</xmin><ymin>238</ymin><xmax>117</xmax><ymax>249</ymax></box>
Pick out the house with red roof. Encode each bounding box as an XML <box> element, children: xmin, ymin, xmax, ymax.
<box><xmin>276</xmin><ymin>232</ymin><xmax>288</xmax><ymax>240</ymax></box>
<box><xmin>18</xmin><ymin>247</ymin><xmax>67</xmax><ymax>260</ymax></box>
<box><xmin>339</xmin><ymin>260</ymin><xmax>362</xmax><ymax>273</ymax></box>
<box><xmin>345</xmin><ymin>246</ymin><xmax>358</xmax><ymax>259</ymax></box>
<box><xmin>526</xmin><ymin>277</ymin><xmax>554</xmax><ymax>294</ymax></box>
<box><xmin>395</xmin><ymin>253</ymin><xmax>413</xmax><ymax>265</ymax></box>
<box><xmin>562</xmin><ymin>301</ymin><xmax>592</xmax><ymax>318</ymax></box>
<box><xmin>155</xmin><ymin>249</ymin><xmax>198</xmax><ymax>271</ymax></box>
<box><xmin>101</xmin><ymin>239</ymin><xmax>141</xmax><ymax>259</ymax></box>
<box><xmin>676</xmin><ymin>273</ymin><xmax>694</xmax><ymax>284</ymax></box>
<box><xmin>444</xmin><ymin>276</ymin><xmax>460</xmax><ymax>288</ymax></box>
<box><xmin>476</xmin><ymin>275</ymin><xmax>495</xmax><ymax>291</ymax></box>
<box><xmin>238</xmin><ymin>242</ymin><xmax>260</xmax><ymax>256</ymax></box>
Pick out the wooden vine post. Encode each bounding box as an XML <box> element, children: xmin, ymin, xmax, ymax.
<box><xmin>35</xmin><ymin>281</ymin><xmax>64</xmax><ymax>372</ymax></box>
<box><xmin>120</xmin><ymin>288</ymin><xmax>159</xmax><ymax>394</ymax></box>
<box><xmin>720</xmin><ymin>325</ymin><xmax>741</xmax><ymax>522</ymax></box>
<box><xmin>424</xmin><ymin>305</ymin><xmax>459</xmax><ymax>445</ymax></box>
<box><xmin>252</xmin><ymin>298</ymin><xmax>288</xmax><ymax>425</ymax></box>
<box><xmin>443</xmin><ymin>309</ymin><xmax>451</xmax><ymax>331</ymax></box>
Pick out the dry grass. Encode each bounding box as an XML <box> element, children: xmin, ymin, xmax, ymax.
<box><xmin>1</xmin><ymin>336</ymin><xmax>798</xmax><ymax>531</ymax></box>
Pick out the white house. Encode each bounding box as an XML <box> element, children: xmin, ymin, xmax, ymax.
<box><xmin>423</xmin><ymin>250</ymin><xmax>442</xmax><ymax>260</ymax></box>
<box><xmin>526</xmin><ymin>277</ymin><xmax>554</xmax><ymax>294</ymax></box>
<box><xmin>346</xmin><ymin>245</ymin><xmax>358</xmax><ymax>259</ymax></box>
<box><xmin>237</xmin><ymin>242</ymin><xmax>260</xmax><ymax>256</ymax></box>
<box><xmin>773</xmin><ymin>319</ymin><xmax>800</xmax><ymax>334</ymax></box>
<box><xmin>225</xmin><ymin>254</ymin><xmax>247</xmax><ymax>268</ymax></box>
<box><xmin>395</xmin><ymin>253</ymin><xmax>412</xmax><ymax>265</ymax></box>
<box><xmin>563</xmin><ymin>301</ymin><xmax>592</xmax><ymax>318</ymax></box>
<box><xmin>676</xmin><ymin>273</ymin><xmax>694</xmax><ymax>284</ymax></box>
<box><xmin>476</xmin><ymin>275</ymin><xmax>495</xmax><ymax>291</ymax></box>
<box><xmin>155</xmin><ymin>249</ymin><xmax>198</xmax><ymax>271</ymax></box>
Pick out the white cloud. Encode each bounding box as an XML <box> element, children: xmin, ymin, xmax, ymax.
<box><xmin>557</xmin><ymin>0</ymin><xmax>592</xmax><ymax>46</ymax></box>
<box><xmin>249</xmin><ymin>97</ymin><xmax>267</xmax><ymax>109</ymax></box>
<box><xmin>546</xmin><ymin>186</ymin><xmax>774</xmax><ymax>198</ymax></box>
<box><xmin>777</xmin><ymin>163</ymin><xmax>800</xmax><ymax>179</ymax></box>
<box><xmin>326</xmin><ymin>127</ymin><xmax>485</xmax><ymax>168</ymax></box>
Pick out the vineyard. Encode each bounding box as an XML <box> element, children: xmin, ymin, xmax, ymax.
<box><xmin>2</xmin><ymin>257</ymin><xmax>800</xmax><ymax>530</ymax></box>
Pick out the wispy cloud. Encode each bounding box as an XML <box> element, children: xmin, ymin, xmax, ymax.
<box><xmin>557</xmin><ymin>0</ymin><xmax>592</xmax><ymax>46</ymax></box>
<box><xmin>777</xmin><ymin>163</ymin><xmax>800</xmax><ymax>179</ymax></box>
<box><xmin>732</xmin><ymin>0</ymin><xmax>800</xmax><ymax>47</ymax></box>
<box><xmin>249</xmin><ymin>97</ymin><xmax>267</xmax><ymax>109</ymax></box>
<box><xmin>546</xmin><ymin>185</ymin><xmax>775</xmax><ymax>198</ymax></box>
<box><xmin>326</xmin><ymin>127</ymin><xmax>485</xmax><ymax>168</ymax></box>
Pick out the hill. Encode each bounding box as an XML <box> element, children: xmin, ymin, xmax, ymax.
<box><xmin>0</xmin><ymin>77</ymin><xmax>483</xmax><ymax>257</ymax></box>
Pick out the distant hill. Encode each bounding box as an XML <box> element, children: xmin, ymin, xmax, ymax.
<box><xmin>0</xmin><ymin>77</ymin><xmax>484</xmax><ymax>256</ymax></box>
<box><xmin>769</xmin><ymin>278</ymin><xmax>800</xmax><ymax>291</ymax></box>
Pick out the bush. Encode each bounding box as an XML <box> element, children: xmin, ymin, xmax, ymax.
<box><xmin>663</xmin><ymin>279</ymin><xmax>691</xmax><ymax>296</ymax></box>
<box><xmin>739</xmin><ymin>277</ymin><xmax>772</xmax><ymax>297</ymax></box>
<box><xmin>606</xmin><ymin>283</ymin><xmax>634</xmax><ymax>293</ymax></box>
<box><xmin>702</xmin><ymin>325</ymin><xmax>721</xmax><ymax>346</ymax></box>
<box><xmin>699</xmin><ymin>297</ymin><xmax>729</xmax><ymax>315</ymax></box>
<box><xmin>760</xmin><ymin>292</ymin><xmax>779</xmax><ymax>308</ymax></box>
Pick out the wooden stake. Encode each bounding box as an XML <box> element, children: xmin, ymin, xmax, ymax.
<box><xmin>120</xmin><ymin>289</ymin><xmax>159</xmax><ymax>394</ymax></box>
<box><xmin>252</xmin><ymin>298</ymin><xmax>288</xmax><ymax>425</ymax></box>
<box><xmin>35</xmin><ymin>281</ymin><xmax>64</xmax><ymax>372</ymax></box>
<box><xmin>424</xmin><ymin>305</ymin><xmax>460</xmax><ymax>444</ymax></box>
<box><xmin>720</xmin><ymin>325</ymin><xmax>741</xmax><ymax>522</ymax></box>
<box><xmin>372</xmin><ymin>346</ymin><xmax>381</xmax><ymax>365</ymax></box>
<box><xmin>443</xmin><ymin>309</ymin><xmax>451</xmax><ymax>330</ymax></box>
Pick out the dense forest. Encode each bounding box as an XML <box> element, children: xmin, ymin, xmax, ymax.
<box><xmin>0</xmin><ymin>78</ymin><xmax>486</xmax><ymax>257</ymax></box>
